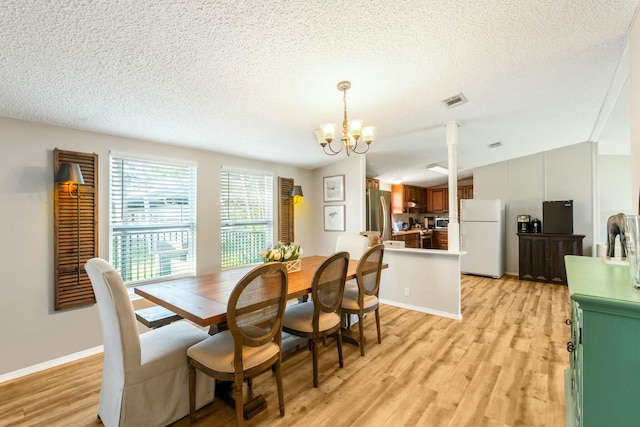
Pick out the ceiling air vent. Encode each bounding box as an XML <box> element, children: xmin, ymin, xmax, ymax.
<box><xmin>488</xmin><ymin>142</ymin><xmax>503</xmax><ymax>149</ymax></box>
<box><xmin>442</xmin><ymin>93</ymin><xmax>468</xmax><ymax>108</ymax></box>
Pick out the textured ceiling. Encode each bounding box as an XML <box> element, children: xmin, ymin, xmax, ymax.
<box><xmin>1</xmin><ymin>0</ymin><xmax>638</xmax><ymax>186</ymax></box>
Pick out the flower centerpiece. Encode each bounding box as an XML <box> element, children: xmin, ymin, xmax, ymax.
<box><xmin>260</xmin><ymin>241</ymin><xmax>303</xmax><ymax>273</ymax></box>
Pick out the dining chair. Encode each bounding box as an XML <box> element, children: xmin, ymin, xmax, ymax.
<box><xmin>341</xmin><ymin>244</ymin><xmax>384</xmax><ymax>356</ymax></box>
<box><xmin>85</xmin><ymin>258</ymin><xmax>214</xmax><ymax>427</ymax></box>
<box><xmin>283</xmin><ymin>251</ymin><xmax>349</xmax><ymax>388</ymax></box>
<box><xmin>187</xmin><ymin>262</ymin><xmax>288</xmax><ymax>426</ymax></box>
<box><xmin>335</xmin><ymin>233</ymin><xmax>369</xmax><ymax>260</ymax></box>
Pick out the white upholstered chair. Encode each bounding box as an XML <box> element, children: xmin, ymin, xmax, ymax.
<box><xmin>335</xmin><ymin>234</ymin><xmax>369</xmax><ymax>260</ymax></box>
<box><xmin>336</xmin><ymin>234</ymin><xmax>369</xmax><ymax>290</ymax></box>
<box><xmin>341</xmin><ymin>244</ymin><xmax>384</xmax><ymax>356</ymax></box>
<box><xmin>85</xmin><ymin>258</ymin><xmax>214</xmax><ymax>427</ymax></box>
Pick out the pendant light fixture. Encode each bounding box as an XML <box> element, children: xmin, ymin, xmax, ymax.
<box><xmin>317</xmin><ymin>81</ymin><xmax>374</xmax><ymax>156</ymax></box>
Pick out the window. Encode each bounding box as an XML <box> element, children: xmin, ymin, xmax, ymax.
<box><xmin>221</xmin><ymin>169</ymin><xmax>273</xmax><ymax>268</ymax></box>
<box><xmin>110</xmin><ymin>156</ymin><xmax>197</xmax><ymax>284</ymax></box>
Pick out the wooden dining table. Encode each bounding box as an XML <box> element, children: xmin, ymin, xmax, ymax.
<box><xmin>135</xmin><ymin>254</ymin><xmax>386</xmax><ymax>419</ymax></box>
<box><xmin>135</xmin><ymin>255</ymin><xmax>387</xmax><ymax>328</ymax></box>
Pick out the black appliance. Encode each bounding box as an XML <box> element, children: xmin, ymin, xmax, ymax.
<box><xmin>517</xmin><ymin>215</ymin><xmax>531</xmax><ymax>233</ymax></box>
<box><xmin>531</xmin><ymin>218</ymin><xmax>542</xmax><ymax>233</ymax></box>
<box><xmin>543</xmin><ymin>200</ymin><xmax>573</xmax><ymax>234</ymax></box>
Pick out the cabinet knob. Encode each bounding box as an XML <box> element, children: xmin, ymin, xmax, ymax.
<box><xmin>565</xmin><ymin>319</ymin><xmax>572</xmax><ymax>325</ymax></box>
<box><xmin>567</xmin><ymin>341</ymin><xmax>575</xmax><ymax>353</ymax></box>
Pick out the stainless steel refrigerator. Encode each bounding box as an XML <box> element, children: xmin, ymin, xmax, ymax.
<box><xmin>366</xmin><ymin>189</ymin><xmax>392</xmax><ymax>241</ymax></box>
<box><xmin>460</xmin><ymin>198</ymin><xmax>505</xmax><ymax>278</ymax></box>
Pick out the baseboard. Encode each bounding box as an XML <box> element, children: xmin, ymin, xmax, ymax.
<box><xmin>0</xmin><ymin>345</ymin><xmax>104</xmax><ymax>384</ymax></box>
<box><xmin>380</xmin><ymin>299</ymin><xmax>462</xmax><ymax>320</ymax></box>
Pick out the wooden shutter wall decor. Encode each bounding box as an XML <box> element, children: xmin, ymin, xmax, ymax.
<box><xmin>53</xmin><ymin>148</ymin><xmax>98</xmax><ymax>310</ymax></box>
<box><xmin>278</xmin><ymin>177</ymin><xmax>294</xmax><ymax>244</ymax></box>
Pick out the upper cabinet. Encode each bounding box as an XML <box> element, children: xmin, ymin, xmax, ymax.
<box><xmin>426</xmin><ymin>182</ymin><xmax>474</xmax><ymax>213</ymax></box>
<box><xmin>427</xmin><ymin>188</ymin><xmax>448</xmax><ymax>213</ymax></box>
<box><xmin>366</xmin><ymin>177</ymin><xmax>379</xmax><ymax>189</ymax></box>
<box><xmin>391</xmin><ymin>184</ymin><xmax>428</xmax><ymax>213</ymax></box>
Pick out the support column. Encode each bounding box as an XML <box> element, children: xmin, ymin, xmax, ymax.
<box><xmin>445</xmin><ymin>120</ymin><xmax>461</xmax><ymax>252</ymax></box>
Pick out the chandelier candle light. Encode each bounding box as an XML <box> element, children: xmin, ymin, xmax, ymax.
<box><xmin>318</xmin><ymin>81</ymin><xmax>375</xmax><ymax>156</ymax></box>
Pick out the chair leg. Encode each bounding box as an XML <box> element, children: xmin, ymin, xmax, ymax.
<box><xmin>188</xmin><ymin>364</ymin><xmax>197</xmax><ymax>424</ymax></box>
<box><xmin>336</xmin><ymin>329</ymin><xmax>344</xmax><ymax>368</ymax></box>
<box><xmin>375</xmin><ymin>308</ymin><xmax>381</xmax><ymax>344</ymax></box>
<box><xmin>358</xmin><ymin>314</ymin><xmax>365</xmax><ymax>357</ymax></box>
<box><xmin>311</xmin><ymin>339</ymin><xmax>319</xmax><ymax>388</ymax></box>
<box><xmin>234</xmin><ymin>377</ymin><xmax>244</xmax><ymax>426</ymax></box>
<box><xmin>275</xmin><ymin>359</ymin><xmax>285</xmax><ymax>417</ymax></box>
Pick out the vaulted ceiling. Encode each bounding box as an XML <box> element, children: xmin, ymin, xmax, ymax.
<box><xmin>1</xmin><ymin>1</ymin><xmax>637</xmax><ymax>186</ymax></box>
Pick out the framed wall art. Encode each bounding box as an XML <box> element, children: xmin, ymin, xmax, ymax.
<box><xmin>324</xmin><ymin>205</ymin><xmax>345</xmax><ymax>231</ymax></box>
<box><xmin>323</xmin><ymin>175</ymin><xmax>345</xmax><ymax>202</ymax></box>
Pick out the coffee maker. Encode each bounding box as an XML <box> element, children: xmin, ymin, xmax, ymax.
<box><xmin>531</xmin><ymin>218</ymin><xmax>542</xmax><ymax>233</ymax></box>
<box><xmin>517</xmin><ymin>215</ymin><xmax>531</xmax><ymax>233</ymax></box>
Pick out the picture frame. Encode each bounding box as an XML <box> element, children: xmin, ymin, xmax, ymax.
<box><xmin>323</xmin><ymin>175</ymin><xmax>345</xmax><ymax>202</ymax></box>
<box><xmin>324</xmin><ymin>205</ymin><xmax>345</xmax><ymax>231</ymax></box>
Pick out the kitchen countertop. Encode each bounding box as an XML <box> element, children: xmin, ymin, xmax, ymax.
<box><xmin>392</xmin><ymin>229</ymin><xmax>422</xmax><ymax>236</ymax></box>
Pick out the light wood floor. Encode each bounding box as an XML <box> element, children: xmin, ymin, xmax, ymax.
<box><xmin>0</xmin><ymin>275</ymin><xmax>570</xmax><ymax>426</ymax></box>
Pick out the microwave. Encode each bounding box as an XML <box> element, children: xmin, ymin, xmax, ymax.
<box><xmin>435</xmin><ymin>218</ymin><xmax>449</xmax><ymax>228</ymax></box>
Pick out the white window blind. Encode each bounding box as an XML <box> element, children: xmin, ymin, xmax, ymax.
<box><xmin>221</xmin><ymin>169</ymin><xmax>273</xmax><ymax>268</ymax></box>
<box><xmin>110</xmin><ymin>156</ymin><xmax>197</xmax><ymax>284</ymax></box>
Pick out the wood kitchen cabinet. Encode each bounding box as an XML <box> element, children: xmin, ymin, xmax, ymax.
<box><xmin>391</xmin><ymin>231</ymin><xmax>420</xmax><ymax>248</ymax></box>
<box><xmin>391</xmin><ymin>184</ymin><xmax>428</xmax><ymax>213</ymax></box>
<box><xmin>518</xmin><ymin>233</ymin><xmax>584</xmax><ymax>284</ymax></box>
<box><xmin>427</xmin><ymin>188</ymin><xmax>448</xmax><ymax>213</ymax></box>
<box><xmin>391</xmin><ymin>184</ymin><xmax>405</xmax><ymax>214</ymax></box>
<box><xmin>432</xmin><ymin>230</ymin><xmax>448</xmax><ymax>250</ymax></box>
<box><xmin>366</xmin><ymin>177</ymin><xmax>379</xmax><ymax>189</ymax></box>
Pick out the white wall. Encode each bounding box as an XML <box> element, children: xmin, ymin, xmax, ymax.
<box><xmin>598</xmin><ymin>155</ymin><xmax>632</xmax><ymax>243</ymax></box>
<box><xmin>474</xmin><ymin>141</ymin><xmax>595</xmax><ymax>274</ymax></box>
<box><xmin>311</xmin><ymin>155</ymin><xmax>366</xmax><ymax>255</ymax></box>
<box><xmin>0</xmin><ymin>116</ymin><xmax>315</xmax><ymax>375</ymax></box>
<box><xmin>631</xmin><ymin>14</ymin><xmax>640</xmax><ymax>214</ymax></box>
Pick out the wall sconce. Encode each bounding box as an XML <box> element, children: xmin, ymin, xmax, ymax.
<box><xmin>55</xmin><ymin>162</ymin><xmax>85</xmax><ymax>285</ymax></box>
<box><xmin>55</xmin><ymin>162</ymin><xmax>85</xmax><ymax>197</ymax></box>
<box><xmin>291</xmin><ymin>185</ymin><xmax>304</xmax><ymax>204</ymax></box>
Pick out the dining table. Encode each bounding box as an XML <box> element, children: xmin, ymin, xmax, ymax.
<box><xmin>134</xmin><ymin>254</ymin><xmax>387</xmax><ymax>419</ymax></box>
<box><xmin>135</xmin><ymin>255</ymin><xmax>386</xmax><ymax>328</ymax></box>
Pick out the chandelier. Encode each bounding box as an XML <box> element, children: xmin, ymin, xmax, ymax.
<box><xmin>317</xmin><ymin>81</ymin><xmax>374</xmax><ymax>156</ymax></box>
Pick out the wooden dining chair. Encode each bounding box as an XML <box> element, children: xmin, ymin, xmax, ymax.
<box><xmin>187</xmin><ymin>262</ymin><xmax>288</xmax><ymax>426</ymax></box>
<box><xmin>283</xmin><ymin>251</ymin><xmax>349</xmax><ymax>387</ymax></box>
<box><xmin>341</xmin><ymin>244</ymin><xmax>384</xmax><ymax>356</ymax></box>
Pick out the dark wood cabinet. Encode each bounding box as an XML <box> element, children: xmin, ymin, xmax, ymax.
<box><xmin>518</xmin><ymin>233</ymin><xmax>584</xmax><ymax>284</ymax></box>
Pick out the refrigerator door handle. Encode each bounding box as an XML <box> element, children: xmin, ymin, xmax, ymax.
<box><xmin>380</xmin><ymin>195</ymin><xmax>390</xmax><ymax>241</ymax></box>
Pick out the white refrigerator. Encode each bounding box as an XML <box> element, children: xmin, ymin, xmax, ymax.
<box><xmin>460</xmin><ymin>199</ymin><xmax>505</xmax><ymax>278</ymax></box>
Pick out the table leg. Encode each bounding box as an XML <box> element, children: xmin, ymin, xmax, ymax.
<box><xmin>215</xmin><ymin>381</ymin><xmax>267</xmax><ymax>420</ymax></box>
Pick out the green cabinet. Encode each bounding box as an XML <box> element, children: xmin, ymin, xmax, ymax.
<box><xmin>565</xmin><ymin>256</ymin><xmax>640</xmax><ymax>427</ymax></box>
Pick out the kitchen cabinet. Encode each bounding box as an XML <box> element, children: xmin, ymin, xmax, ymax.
<box><xmin>391</xmin><ymin>231</ymin><xmax>420</xmax><ymax>248</ymax></box>
<box><xmin>427</xmin><ymin>184</ymin><xmax>474</xmax><ymax>213</ymax></box>
<box><xmin>391</xmin><ymin>184</ymin><xmax>405</xmax><ymax>214</ymax></box>
<box><xmin>565</xmin><ymin>255</ymin><xmax>640</xmax><ymax>427</ymax></box>
<box><xmin>432</xmin><ymin>230</ymin><xmax>448</xmax><ymax>250</ymax></box>
<box><xmin>366</xmin><ymin>177</ymin><xmax>379</xmax><ymax>189</ymax></box>
<box><xmin>391</xmin><ymin>184</ymin><xmax>428</xmax><ymax>214</ymax></box>
<box><xmin>457</xmin><ymin>185</ymin><xmax>473</xmax><ymax>213</ymax></box>
<box><xmin>518</xmin><ymin>233</ymin><xmax>584</xmax><ymax>284</ymax></box>
<box><xmin>427</xmin><ymin>188</ymin><xmax>448</xmax><ymax>213</ymax></box>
